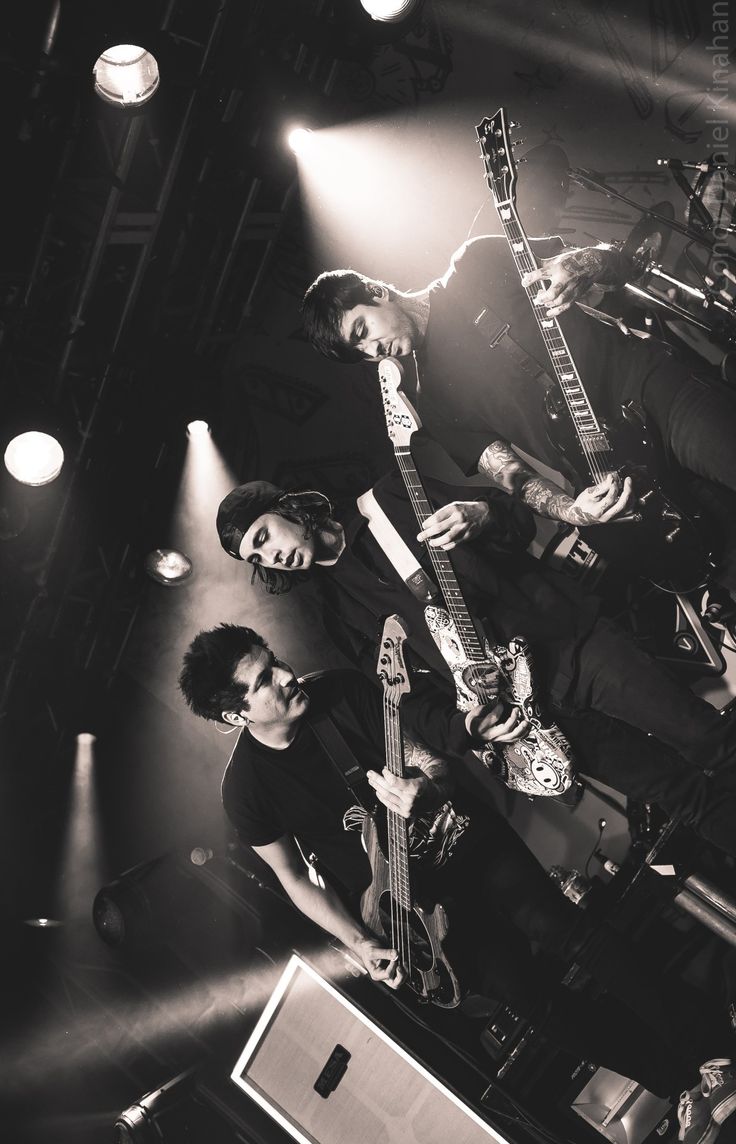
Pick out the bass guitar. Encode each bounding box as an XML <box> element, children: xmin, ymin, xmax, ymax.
<box><xmin>377</xmin><ymin>358</ymin><xmax>575</xmax><ymax>799</ymax></box>
<box><xmin>360</xmin><ymin>613</ymin><xmax>462</xmax><ymax>1007</ymax></box>
<box><xmin>476</xmin><ymin>108</ymin><xmax>708</xmax><ymax>589</ymax></box>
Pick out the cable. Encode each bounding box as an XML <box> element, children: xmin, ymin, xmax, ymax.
<box><xmin>376</xmin><ymin>987</ymin><xmax>573</xmax><ymax>1144</ymax></box>
<box><xmin>585</xmin><ymin>818</ymin><xmax>606</xmax><ymax>879</ymax></box>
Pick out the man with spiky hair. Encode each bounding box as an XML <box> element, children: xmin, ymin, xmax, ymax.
<box><xmin>179</xmin><ymin>621</ymin><xmax>736</xmax><ymax>1127</ymax></box>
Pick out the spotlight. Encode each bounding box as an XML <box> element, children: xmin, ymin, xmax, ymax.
<box><xmin>186</xmin><ymin>420</ymin><xmax>209</xmax><ymax>437</ymax></box>
<box><xmin>359</xmin><ymin>0</ymin><xmax>421</xmax><ymax>21</ymax></box>
<box><xmin>287</xmin><ymin>127</ymin><xmax>314</xmax><ymax>156</ymax></box>
<box><xmin>144</xmin><ymin>548</ymin><xmax>193</xmax><ymax>586</ymax></box>
<box><xmin>23</xmin><ymin>918</ymin><xmax>64</xmax><ymax>928</ymax></box>
<box><xmin>93</xmin><ymin>45</ymin><xmax>160</xmax><ymax>108</ymax></box>
<box><xmin>4</xmin><ymin>431</ymin><xmax>64</xmax><ymax>486</ymax></box>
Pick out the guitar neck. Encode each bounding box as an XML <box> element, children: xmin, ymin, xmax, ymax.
<box><xmin>383</xmin><ymin>691</ymin><xmax>412</xmax><ymax>909</ymax></box>
<box><xmin>394</xmin><ymin>446</ymin><xmax>487</xmax><ymax>662</ymax></box>
<box><xmin>495</xmin><ymin>204</ymin><xmax>611</xmax><ymax>456</ymax></box>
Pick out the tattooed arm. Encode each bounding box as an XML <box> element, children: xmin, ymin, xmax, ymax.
<box><xmin>367</xmin><ymin>736</ymin><xmax>453</xmax><ymax>820</ymax></box>
<box><xmin>521</xmin><ymin>244</ymin><xmax>640</xmax><ymax>317</ymax></box>
<box><xmin>478</xmin><ymin>438</ymin><xmax>634</xmax><ymax>526</ymax></box>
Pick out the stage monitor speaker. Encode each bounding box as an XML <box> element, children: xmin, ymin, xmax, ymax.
<box><xmin>230</xmin><ymin>954</ymin><xmax>508</xmax><ymax>1144</ymax></box>
<box><xmin>570</xmin><ymin>1066</ymin><xmax>673</xmax><ymax>1144</ymax></box>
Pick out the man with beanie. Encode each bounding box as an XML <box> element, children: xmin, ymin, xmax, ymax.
<box><xmin>214</xmin><ymin>471</ymin><xmax>736</xmax><ymax>862</ymax></box>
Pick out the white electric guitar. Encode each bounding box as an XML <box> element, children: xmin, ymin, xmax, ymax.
<box><xmin>377</xmin><ymin>357</ymin><xmax>575</xmax><ymax>798</ymax></box>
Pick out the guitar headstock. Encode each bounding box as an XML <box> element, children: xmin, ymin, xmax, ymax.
<box><xmin>377</xmin><ymin>614</ymin><xmax>411</xmax><ymax>699</ymax></box>
<box><xmin>378</xmin><ymin>358</ymin><xmax>421</xmax><ymax>448</ymax></box>
<box><xmin>476</xmin><ymin>108</ymin><xmax>521</xmax><ymax>208</ymax></box>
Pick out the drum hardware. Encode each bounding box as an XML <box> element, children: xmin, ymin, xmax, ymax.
<box><xmin>568</xmin><ymin>167</ymin><xmax>717</xmax><ymax>250</ymax></box>
<box><xmin>568</xmin><ymin>164</ymin><xmax>736</xmax><ymax>346</ymax></box>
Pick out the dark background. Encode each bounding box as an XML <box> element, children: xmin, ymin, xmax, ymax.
<box><xmin>1</xmin><ymin>1</ymin><xmax>734</xmax><ymax>1140</ymax></box>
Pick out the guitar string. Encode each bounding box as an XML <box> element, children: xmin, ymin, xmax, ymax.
<box><xmin>501</xmin><ymin>208</ymin><xmax>609</xmax><ymax>480</ymax></box>
<box><xmin>396</xmin><ymin>449</ymin><xmax>501</xmax><ymax>706</ymax></box>
<box><xmin>383</xmin><ymin>687</ymin><xmax>413</xmax><ymax>978</ymax></box>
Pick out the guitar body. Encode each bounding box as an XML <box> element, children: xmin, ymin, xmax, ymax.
<box><xmin>359</xmin><ymin>813</ymin><xmax>462</xmax><ymax>1009</ymax></box>
<box><xmin>424</xmin><ymin>604</ymin><xmax>575</xmax><ymax>797</ymax></box>
<box><xmin>544</xmin><ymin>390</ymin><xmax>708</xmax><ymax>588</ymax></box>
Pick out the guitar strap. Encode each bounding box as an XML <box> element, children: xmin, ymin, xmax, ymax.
<box><xmin>471</xmin><ymin>296</ymin><xmax>641</xmax><ymax>385</ymax></box>
<box><xmin>309</xmin><ymin>704</ymin><xmax>375</xmax><ymax>813</ymax></box>
<box><xmin>356</xmin><ymin>487</ymin><xmax>439</xmax><ymax>604</ymax></box>
<box><xmin>471</xmin><ymin>298</ymin><xmax>555</xmax><ymax>389</ymax></box>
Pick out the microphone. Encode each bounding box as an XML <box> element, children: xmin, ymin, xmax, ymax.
<box><xmin>657</xmin><ymin>157</ymin><xmax>712</xmax><ymax>173</ymax></box>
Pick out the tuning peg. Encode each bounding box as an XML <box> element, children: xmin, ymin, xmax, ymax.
<box><xmin>509</xmin><ymin>120</ymin><xmax>521</xmax><ymax>128</ymax></box>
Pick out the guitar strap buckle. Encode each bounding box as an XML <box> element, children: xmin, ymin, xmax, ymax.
<box><xmin>472</xmin><ymin>302</ymin><xmax>552</xmax><ymax>386</ymax></box>
<box><xmin>473</xmin><ymin>306</ymin><xmax>509</xmax><ymax>348</ymax></box>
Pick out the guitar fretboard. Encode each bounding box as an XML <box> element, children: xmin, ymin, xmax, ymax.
<box><xmin>383</xmin><ymin>691</ymin><xmax>412</xmax><ymax>911</ymax></box>
<box><xmin>395</xmin><ymin>446</ymin><xmax>488</xmax><ymax>665</ymax></box>
<box><xmin>478</xmin><ymin>116</ymin><xmax>615</xmax><ymax>484</ymax></box>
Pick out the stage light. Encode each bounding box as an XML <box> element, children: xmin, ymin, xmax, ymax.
<box><xmin>23</xmin><ymin>917</ymin><xmax>64</xmax><ymax>928</ymax></box>
<box><xmin>4</xmin><ymin>431</ymin><xmax>64</xmax><ymax>486</ymax></box>
<box><xmin>144</xmin><ymin>548</ymin><xmax>193</xmax><ymax>586</ymax></box>
<box><xmin>186</xmin><ymin>420</ymin><xmax>209</xmax><ymax>437</ymax></box>
<box><xmin>93</xmin><ymin>45</ymin><xmax>160</xmax><ymax>107</ymax></box>
<box><xmin>359</xmin><ymin>0</ymin><xmax>420</xmax><ymax>22</ymax></box>
<box><xmin>287</xmin><ymin>127</ymin><xmax>314</xmax><ymax>155</ymax></box>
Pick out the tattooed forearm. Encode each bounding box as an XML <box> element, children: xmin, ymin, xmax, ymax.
<box><xmin>478</xmin><ymin>439</ymin><xmax>539</xmax><ymax>496</ymax></box>
<box><xmin>403</xmin><ymin>736</ymin><xmax>453</xmax><ymax>805</ymax></box>
<box><xmin>521</xmin><ymin>477</ymin><xmax>599</xmax><ymax>525</ymax></box>
<box><xmin>561</xmin><ymin>245</ymin><xmax>638</xmax><ymax>289</ymax></box>
<box><xmin>478</xmin><ymin>441</ymin><xmax>597</xmax><ymax>525</ymax></box>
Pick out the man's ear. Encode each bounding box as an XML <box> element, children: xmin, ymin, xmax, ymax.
<box><xmin>222</xmin><ymin>710</ymin><xmax>249</xmax><ymax>727</ymax></box>
<box><xmin>369</xmin><ymin>283</ymin><xmax>388</xmax><ymax>302</ymax></box>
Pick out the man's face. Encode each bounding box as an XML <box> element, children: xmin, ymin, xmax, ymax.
<box><xmin>239</xmin><ymin>512</ymin><xmax>316</xmax><ymax>572</ymax></box>
<box><xmin>338</xmin><ymin>291</ymin><xmax>418</xmax><ymax>361</ymax></box>
<box><xmin>231</xmin><ymin>645</ymin><xmax>308</xmax><ymax>728</ymax></box>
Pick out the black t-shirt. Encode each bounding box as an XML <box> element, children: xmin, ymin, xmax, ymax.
<box><xmin>223</xmin><ymin>669</ymin><xmax>416</xmax><ymax>896</ymax></box>
<box><xmin>415</xmin><ymin>235</ymin><xmax>673</xmax><ymax>476</ymax></box>
<box><xmin>221</xmin><ymin>668</ymin><xmax>498</xmax><ymax>918</ymax></box>
<box><xmin>315</xmin><ymin>469</ymin><xmax>599</xmax><ymax>710</ymax></box>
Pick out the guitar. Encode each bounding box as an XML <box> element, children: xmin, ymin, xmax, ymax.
<box><xmin>377</xmin><ymin>357</ymin><xmax>575</xmax><ymax>799</ymax></box>
<box><xmin>476</xmin><ymin>108</ymin><xmax>708</xmax><ymax>590</ymax></box>
<box><xmin>360</xmin><ymin>614</ymin><xmax>462</xmax><ymax>1008</ymax></box>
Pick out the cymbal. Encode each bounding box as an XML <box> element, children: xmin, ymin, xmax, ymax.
<box><xmin>622</xmin><ymin>201</ymin><xmax>675</xmax><ymax>265</ymax></box>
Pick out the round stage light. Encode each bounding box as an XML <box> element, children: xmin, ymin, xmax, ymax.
<box><xmin>93</xmin><ymin>45</ymin><xmax>160</xmax><ymax>107</ymax></box>
<box><xmin>359</xmin><ymin>0</ymin><xmax>420</xmax><ymax>21</ymax></box>
<box><xmin>144</xmin><ymin>548</ymin><xmax>193</xmax><ymax>586</ymax></box>
<box><xmin>4</xmin><ymin>432</ymin><xmax>64</xmax><ymax>486</ymax></box>
<box><xmin>287</xmin><ymin>127</ymin><xmax>314</xmax><ymax>155</ymax></box>
<box><xmin>186</xmin><ymin>420</ymin><xmax>210</xmax><ymax>437</ymax></box>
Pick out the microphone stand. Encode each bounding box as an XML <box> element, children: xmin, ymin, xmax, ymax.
<box><xmin>568</xmin><ymin>167</ymin><xmax>716</xmax><ymax>250</ymax></box>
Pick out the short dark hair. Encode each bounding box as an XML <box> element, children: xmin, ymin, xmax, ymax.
<box><xmin>301</xmin><ymin>269</ymin><xmax>385</xmax><ymax>362</ymax></box>
<box><xmin>250</xmin><ymin>490</ymin><xmax>336</xmax><ymax>596</ymax></box>
<box><xmin>179</xmin><ymin>624</ymin><xmax>268</xmax><ymax>721</ymax></box>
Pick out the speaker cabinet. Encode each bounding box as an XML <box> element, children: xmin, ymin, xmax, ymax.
<box><xmin>230</xmin><ymin>954</ymin><xmax>507</xmax><ymax>1144</ymax></box>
